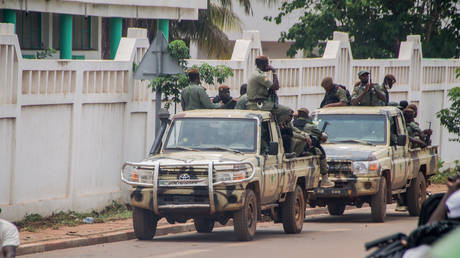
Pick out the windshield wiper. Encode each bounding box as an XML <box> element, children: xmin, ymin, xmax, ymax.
<box><xmin>167</xmin><ymin>146</ymin><xmax>199</xmax><ymax>151</ymax></box>
<box><xmin>333</xmin><ymin>139</ymin><xmax>375</xmax><ymax>146</ymax></box>
<box><xmin>207</xmin><ymin>146</ymin><xmax>243</xmax><ymax>154</ymax></box>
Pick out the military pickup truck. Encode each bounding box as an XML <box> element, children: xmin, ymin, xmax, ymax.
<box><xmin>121</xmin><ymin>109</ymin><xmax>321</xmax><ymax>241</ymax></box>
<box><xmin>308</xmin><ymin>106</ymin><xmax>438</xmax><ymax>222</ymax></box>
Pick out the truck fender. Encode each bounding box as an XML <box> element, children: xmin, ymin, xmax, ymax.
<box><xmin>381</xmin><ymin>170</ymin><xmax>392</xmax><ymax>204</ymax></box>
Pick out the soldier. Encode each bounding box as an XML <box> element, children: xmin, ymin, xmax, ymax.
<box><xmin>235</xmin><ymin>83</ymin><xmax>248</xmax><ymax>110</ymax></box>
<box><xmin>217</xmin><ymin>85</ymin><xmax>237</xmax><ymax>109</ymax></box>
<box><xmin>320</xmin><ymin>77</ymin><xmax>349</xmax><ymax>108</ymax></box>
<box><xmin>246</xmin><ymin>55</ymin><xmax>289</xmax><ymax>123</ymax></box>
<box><xmin>403</xmin><ymin>108</ymin><xmax>427</xmax><ymax>148</ymax></box>
<box><xmin>407</xmin><ymin>104</ymin><xmax>432</xmax><ymax>144</ymax></box>
<box><xmin>351</xmin><ymin>70</ymin><xmax>386</xmax><ymax>106</ymax></box>
<box><xmin>180</xmin><ymin>68</ymin><xmax>221</xmax><ymax>111</ymax></box>
<box><xmin>294</xmin><ymin>108</ymin><xmax>333</xmax><ymax>188</ymax></box>
<box><xmin>382</xmin><ymin>74</ymin><xmax>396</xmax><ymax>105</ymax></box>
<box><xmin>278</xmin><ymin>108</ymin><xmax>312</xmax><ymax>158</ymax></box>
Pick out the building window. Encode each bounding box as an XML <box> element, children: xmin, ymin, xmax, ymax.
<box><xmin>53</xmin><ymin>15</ymin><xmax>98</xmax><ymax>50</ymax></box>
<box><xmin>17</xmin><ymin>11</ymin><xmax>42</xmax><ymax>50</ymax></box>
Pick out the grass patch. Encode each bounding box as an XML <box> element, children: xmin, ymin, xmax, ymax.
<box><xmin>16</xmin><ymin>201</ymin><xmax>132</xmax><ymax>232</ymax></box>
<box><xmin>431</xmin><ymin>160</ymin><xmax>460</xmax><ymax>184</ymax></box>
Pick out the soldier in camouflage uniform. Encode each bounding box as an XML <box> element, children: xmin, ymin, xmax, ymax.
<box><xmin>246</xmin><ymin>56</ymin><xmax>289</xmax><ymax>123</ymax></box>
<box><xmin>277</xmin><ymin>108</ymin><xmax>312</xmax><ymax>157</ymax></box>
<box><xmin>382</xmin><ymin>74</ymin><xmax>396</xmax><ymax>105</ymax></box>
<box><xmin>294</xmin><ymin>108</ymin><xmax>333</xmax><ymax>187</ymax></box>
<box><xmin>235</xmin><ymin>83</ymin><xmax>248</xmax><ymax>110</ymax></box>
<box><xmin>180</xmin><ymin>68</ymin><xmax>221</xmax><ymax>111</ymax></box>
<box><xmin>403</xmin><ymin>108</ymin><xmax>427</xmax><ymax>148</ymax></box>
<box><xmin>351</xmin><ymin>70</ymin><xmax>386</xmax><ymax>106</ymax></box>
<box><xmin>320</xmin><ymin>77</ymin><xmax>348</xmax><ymax>108</ymax></box>
<box><xmin>217</xmin><ymin>85</ymin><xmax>237</xmax><ymax>109</ymax></box>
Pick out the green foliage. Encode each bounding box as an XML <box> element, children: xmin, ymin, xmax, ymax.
<box><xmin>437</xmin><ymin>86</ymin><xmax>460</xmax><ymax>142</ymax></box>
<box><xmin>431</xmin><ymin>160</ymin><xmax>460</xmax><ymax>184</ymax></box>
<box><xmin>15</xmin><ymin>201</ymin><xmax>132</xmax><ymax>232</ymax></box>
<box><xmin>265</xmin><ymin>0</ymin><xmax>460</xmax><ymax>58</ymax></box>
<box><xmin>149</xmin><ymin>40</ymin><xmax>233</xmax><ymax>109</ymax></box>
<box><xmin>35</xmin><ymin>48</ymin><xmax>57</xmax><ymax>59</ymax></box>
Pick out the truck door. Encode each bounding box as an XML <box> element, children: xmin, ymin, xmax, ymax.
<box><xmin>260</xmin><ymin>120</ymin><xmax>279</xmax><ymax>204</ymax></box>
<box><xmin>390</xmin><ymin>114</ymin><xmax>408</xmax><ymax>189</ymax></box>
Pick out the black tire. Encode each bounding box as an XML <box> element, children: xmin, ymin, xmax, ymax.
<box><xmin>133</xmin><ymin>207</ymin><xmax>158</xmax><ymax>240</ymax></box>
<box><xmin>327</xmin><ymin>201</ymin><xmax>346</xmax><ymax>216</ymax></box>
<box><xmin>282</xmin><ymin>185</ymin><xmax>306</xmax><ymax>234</ymax></box>
<box><xmin>370</xmin><ymin>177</ymin><xmax>387</xmax><ymax>222</ymax></box>
<box><xmin>233</xmin><ymin>189</ymin><xmax>258</xmax><ymax>241</ymax></box>
<box><xmin>407</xmin><ymin>172</ymin><xmax>427</xmax><ymax>216</ymax></box>
<box><xmin>194</xmin><ymin>218</ymin><xmax>215</xmax><ymax>233</ymax></box>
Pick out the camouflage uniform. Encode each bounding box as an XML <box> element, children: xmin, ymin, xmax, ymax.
<box><xmin>222</xmin><ymin>98</ymin><xmax>237</xmax><ymax>109</ymax></box>
<box><xmin>320</xmin><ymin>85</ymin><xmax>348</xmax><ymax>108</ymax></box>
<box><xmin>180</xmin><ymin>83</ymin><xmax>220</xmax><ymax>111</ymax></box>
<box><xmin>351</xmin><ymin>83</ymin><xmax>386</xmax><ymax>106</ymax></box>
<box><xmin>246</xmin><ymin>68</ymin><xmax>288</xmax><ymax>122</ymax></box>
<box><xmin>294</xmin><ymin>117</ymin><xmax>328</xmax><ymax>176</ymax></box>
<box><xmin>235</xmin><ymin>94</ymin><xmax>248</xmax><ymax>110</ymax></box>
<box><xmin>277</xmin><ymin>108</ymin><xmax>310</xmax><ymax>156</ymax></box>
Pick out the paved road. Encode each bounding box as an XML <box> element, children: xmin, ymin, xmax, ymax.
<box><xmin>23</xmin><ymin>205</ymin><xmax>418</xmax><ymax>258</ymax></box>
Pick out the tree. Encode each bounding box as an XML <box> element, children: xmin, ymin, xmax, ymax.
<box><xmin>436</xmin><ymin>68</ymin><xmax>460</xmax><ymax>142</ymax></box>
<box><xmin>265</xmin><ymin>0</ymin><xmax>460</xmax><ymax>58</ymax></box>
<box><xmin>170</xmin><ymin>0</ymin><xmax>278</xmax><ymax>59</ymax></box>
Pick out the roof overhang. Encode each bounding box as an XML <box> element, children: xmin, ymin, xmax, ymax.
<box><xmin>0</xmin><ymin>0</ymin><xmax>207</xmax><ymax>20</ymax></box>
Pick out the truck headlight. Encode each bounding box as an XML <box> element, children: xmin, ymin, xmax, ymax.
<box><xmin>214</xmin><ymin>163</ymin><xmax>253</xmax><ymax>183</ymax></box>
<box><xmin>353</xmin><ymin>161</ymin><xmax>380</xmax><ymax>176</ymax></box>
<box><xmin>122</xmin><ymin>164</ymin><xmax>154</xmax><ymax>185</ymax></box>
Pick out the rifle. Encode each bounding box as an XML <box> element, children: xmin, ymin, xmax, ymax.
<box><xmin>321</xmin><ymin>121</ymin><xmax>330</xmax><ymax>133</ymax></box>
<box><xmin>423</xmin><ymin>121</ymin><xmax>432</xmax><ymax>146</ymax></box>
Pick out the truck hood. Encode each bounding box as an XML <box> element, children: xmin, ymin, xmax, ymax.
<box><xmin>136</xmin><ymin>151</ymin><xmax>253</xmax><ymax>165</ymax></box>
<box><xmin>322</xmin><ymin>144</ymin><xmax>386</xmax><ymax>161</ymax></box>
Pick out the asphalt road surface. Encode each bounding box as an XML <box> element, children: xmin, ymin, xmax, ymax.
<box><xmin>23</xmin><ymin>205</ymin><xmax>418</xmax><ymax>258</ymax></box>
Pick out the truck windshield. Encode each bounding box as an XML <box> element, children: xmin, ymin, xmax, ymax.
<box><xmin>316</xmin><ymin>114</ymin><xmax>386</xmax><ymax>144</ymax></box>
<box><xmin>164</xmin><ymin>118</ymin><xmax>257</xmax><ymax>153</ymax></box>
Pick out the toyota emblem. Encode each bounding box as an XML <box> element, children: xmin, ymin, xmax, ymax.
<box><xmin>178</xmin><ymin>173</ymin><xmax>191</xmax><ymax>180</ymax></box>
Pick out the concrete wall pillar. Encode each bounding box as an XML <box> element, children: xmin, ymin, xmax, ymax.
<box><xmin>2</xmin><ymin>9</ymin><xmax>16</xmax><ymax>32</ymax></box>
<box><xmin>109</xmin><ymin>17</ymin><xmax>122</xmax><ymax>59</ymax></box>
<box><xmin>59</xmin><ymin>14</ymin><xmax>72</xmax><ymax>59</ymax></box>
<box><xmin>157</xmin><ymin>19</ymin><xmax>169</xmax><ymax>41</ymax></box>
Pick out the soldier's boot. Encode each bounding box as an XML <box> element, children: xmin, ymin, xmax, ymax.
<box><xmin>320</xmin><ymin>159</ymin><xmax>334</xmax><ymax>188</ymax></box>
<box><xmin>320</xmin><ymin>174</ymin><xmax>334</xmax><ymax>188</ymax></box>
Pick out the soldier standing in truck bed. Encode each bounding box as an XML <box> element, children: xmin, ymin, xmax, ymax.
<box><xmin>320</xmin><ymin>77</ymin><xmax>349</xmax><ymax>108</ymax></box>
<box><xmin>351</xmin><ymin>70</ymin><xmax>386</xmax><ymax>106</ymax></box>
<box><xmin>294</xmin><ymin>108</ymin><xmax>333</xmax><ymax>187</ymax></box>
<box><xmin>246</xmin><ymin>55</ymin><xmax>290</xmax><ymax>123</ymax></box>
<box><xmin>180</xmin><ymin>68</ymin><xmax>221</xmax><ymax>111</ymax></box>
<box><xmin>235</xmin><ymin>83</ymin><xmax>248</xmax><ymax>110</ymax></box>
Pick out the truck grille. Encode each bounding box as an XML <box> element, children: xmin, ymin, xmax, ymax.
<box><xmin>328</xmin><ymin>161</ymin><xmax>353</xmax><ymax>174</ymax></box>
<box><xmin>158</xmin><ymin>165</ymin><xmax>209</xmax><ymax>186</ymax></box>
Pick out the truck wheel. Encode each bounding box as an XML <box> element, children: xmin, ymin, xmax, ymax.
<box><xmin>370</xmin><ymin>177</ymin><xmax>387</xmax><ymax>222</ymax></box>
<box><xmin>407</xmin><ymin>172</ymin><xmax>427</xmax><ymax>216</ymax></box>
<box><xmin>327</xmin><ymin>202</ymin><xmax>346</xmax><ymax>216</ymax></box>
<box><xmin>194</xmin><ymin>218</ymin><xmax>215</xmax><ymax>233</ymax></box>
<box><xmin>233</xmin><ymin>189</ymin><xmax>257</xmax><ymax>241</ymax></box>
<box><xmin>133</xmin><ymin>207</ymin><xmax>158</xmax><ymax>240</ymax></box>
<box><xmin>282</xmin><ymin>185</ymin><xmax>305</xmax><ymax>234</ymax></box>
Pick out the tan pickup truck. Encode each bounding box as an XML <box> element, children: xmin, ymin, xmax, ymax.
<box><xmin>121</xmin><ymin>109</ymin><xmax>321</xmax><ymax>241</ymax></box>
<box><xmin>309</xmin><ymin>106</ymin><xmax>438</xmax><ymax>222</ymax></box>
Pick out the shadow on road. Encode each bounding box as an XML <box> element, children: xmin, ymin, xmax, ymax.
<box><xmin>305</xmin><ymin>211</ymin><xmax>412</xmax><ymax>224</ymax></box>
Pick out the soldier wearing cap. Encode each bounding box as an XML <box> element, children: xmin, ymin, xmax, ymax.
<box><xmin>293</xmin><ymin>108</ymin><xmax>333</xmax><ymax>187</ymax></box>
<box><xmin>217</xmin><ymin>85</ymin><xmax>237</xmax><ymax>109</ymax></box>
<box><xmin>278</xmin><ymin>108</ymin><xmax>313</xmax><ymax>158</ymax></box>
<box><xmin>382</xmin><ymin>74</ymin><xmax>396</xmax><ymax>105</ymax></box>
<box><xmin>235</xmin><ymin>83</ymin><xmax>248</xmax><ymax>110</ymax></box>
<box><xmin>320</xmin><ymin>77</ymin><xmax>349</xmax><ymax>108</ymax></box>
<box><xmin>351</xmin><ymin>70</ymin><xmax>386</xmax><ymax>106</ymax></box>
<box><xmin>246</xmin><ymin>55</ymin><xmax>290</xmax><ymax>123</ymax></box>
<box><xmin>180</xmin><ymin>68</ymin><xmax>221</xmax><ymax>111</ymax></box>
<box><xmin>403</xmin><ymin>108</ymin><xmax>427</xmax><ymax>148</ymax></box>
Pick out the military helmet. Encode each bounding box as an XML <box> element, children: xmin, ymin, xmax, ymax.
<box><xmin>358</xmin><ymin>70</ymin><xmax>370</xmax><ymax>77</ymax></box>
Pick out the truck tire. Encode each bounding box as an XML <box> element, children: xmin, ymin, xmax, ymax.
<box><xmin>327</xmin><ymin>201</ymin><xmax>346</xmax><ymax>216</ymax></box>
<box><xmin>407</xmin><ymin>172</ymin><xmax>427</xmax><ymax>216</ymax></box>
<box><xmin>282</xmin><ymin>185</ymin><xmax>305</xmax><ymax>234</ymax></box>
<box><xmin>194</xmin><ymin>218</ymin><xmax>215</xmax><ymax>233</ymax></box>
<box><xmin>133</xmin><ymin>207</ymin><xmax>158</xmax><ymax>240</ymax></box>
<box><xmin>370</xmin><ymin>177</ymin><xmax>387</xmax><ymax>222</ymax></box>
<box><xmin>233</xmin><ymin>189</ymin><xmax>257</xmax><ymax>241</ymax></box>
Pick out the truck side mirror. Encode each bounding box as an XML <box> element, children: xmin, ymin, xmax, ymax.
<box><xmin>397</xmin><ymin>135</ymin><xmax>407</xmax><ymax>146</ymax></box>
<box><xmin>269</xmin><ymin>142</ymin><xmax>279</xmax><ymax>155</ymax></box>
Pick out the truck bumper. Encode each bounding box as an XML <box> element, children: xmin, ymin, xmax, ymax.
<box><xmin>312</xmin><ymin>176</ymin><xmax>381</xmax><ymax>198</ymax></box>
<box><xmin>130</xmin><ymin>187</ymin><xmax>245</xmax><ymax>215</ymax></box>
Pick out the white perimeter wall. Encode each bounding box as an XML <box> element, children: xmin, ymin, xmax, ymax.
<box><xmin>1</xmin><ymin>24</ymin><xmax>460</xmax><ymax>221</ymax></box>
